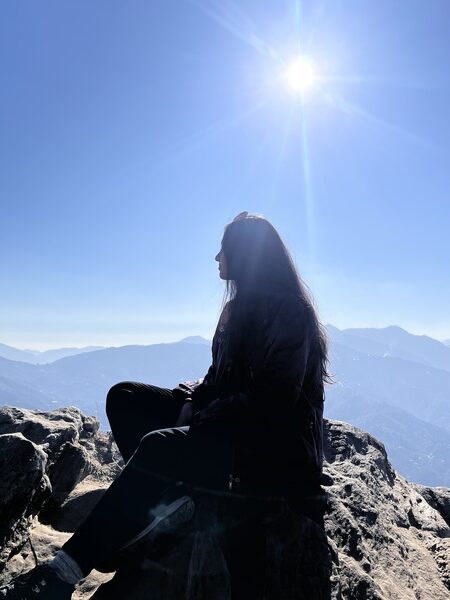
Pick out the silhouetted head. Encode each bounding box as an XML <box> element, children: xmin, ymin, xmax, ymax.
<box><xmin>218</xmin><ymin>212</ymin><xmax>300</xmax><ymax>294</ymax></box>
<box><xmin>217</xmin><ymin>211</ymin><xmax>332</xmax><ymax>384</ymax></box>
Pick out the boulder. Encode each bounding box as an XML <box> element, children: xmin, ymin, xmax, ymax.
<box><xmin>1</xmin><ymin>407</ymin><xmax>450</xmax><ymax>599</ymax></box>
<box><xmin>411</xmin><ymin>484</ymin><xmax>450</xmax><ymax>528</ymax></box>
<box><xmin>0</xmin><ymin>433</ymin><xmax>50</xmax><ymax>569</ymax></box>
<box><xmin>323</xmin><ymin>419</ymin><xmax>450</xmax><ymax>599</ymax></box>
<box><xmin>51</xmin><ymin>477</ymin><xmax>109</xmax><ymax>533</ymax></box>
<box><xmin>0</xmin><ymin>406</ymin><xmax>119</xmax><ymax>571</ymax></box>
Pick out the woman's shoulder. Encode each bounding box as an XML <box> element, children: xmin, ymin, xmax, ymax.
<box><xmin>240</xmin><ymin>292</ymin><xmax>306</xmax><ymax>332</ymax></box>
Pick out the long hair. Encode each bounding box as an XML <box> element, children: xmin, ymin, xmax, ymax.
<box><xmin>219</xmin><ymin>212</ymin><xmax>332</xmax><ymax>385</ymax></box>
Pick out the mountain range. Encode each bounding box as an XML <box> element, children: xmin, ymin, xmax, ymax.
<box><xmin>0</xmin><ymin>343</ymin><xmax>104</xmax><ymax>364</ymax></box>
<box><xmin>0</xmin><ymin>327</ymin><xmax>449</xmax><ymax>487</ymax></box>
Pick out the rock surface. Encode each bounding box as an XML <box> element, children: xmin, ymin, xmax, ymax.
<box><xmin>0</xmin><ymin>406</ymin><xmax>121</xmax><ymax>570</ymax></box>
<box><xmin>323</xmin><ymin>420</ymin><xmax>450</xmax><ymax>599</ymax></box>
<box><xmin>0</xmin><ymin>405</ymin><xmax>448</xmax><ymax>599</ymax></box>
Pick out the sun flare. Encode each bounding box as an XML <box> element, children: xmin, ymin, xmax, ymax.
<box><xmin>284</xmin><ymin>56</ymin><xmax>317</xmax><ymax>93</ymax></box>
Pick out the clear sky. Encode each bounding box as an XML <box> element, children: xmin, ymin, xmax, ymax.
<box><xmin>1</xmin><ymin>1</ymin><xmax>449</xmax><ymax>349</ymax></box>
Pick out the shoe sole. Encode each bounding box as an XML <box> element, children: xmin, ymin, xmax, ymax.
<box><xmin>120</xmin><ymin>495</ymin><xmax>195</xmax><ymax>551</ymax></box>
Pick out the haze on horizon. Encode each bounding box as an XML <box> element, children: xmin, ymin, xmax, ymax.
<box><xmin>1</xmin><ymin>1</ymin><xmax>449</xmax><ymax>350</ymax></box>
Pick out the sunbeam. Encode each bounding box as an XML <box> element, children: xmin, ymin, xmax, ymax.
<box><xmin>153</xmin><ymin>98</ymin><xmax>270</xmax><ymax>168</ymax></box>
<box><xmin>189</xmin><ymin>0</ymin><xmax>281</xmax><ymax>60</ymax></box>
<box><xmin>299</xmin><ymin>111</ymin><xmax>316</xmax><ymax>270</ymax></box>
<box><xmin>322</xmin><ymin>92</ymin><xmax>437</xmax><ymax>151</ymax></box>
<box><xmin>77</xmin><ymin>96</ymin><xmax>271</xmax><ymax>201</ymax></box>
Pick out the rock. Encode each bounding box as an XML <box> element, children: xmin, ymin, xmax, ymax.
<box><xmin>44</xmin><ymin>442</ymin><xmax>93</xmax><ymax>510</ymax></box>
<box><xmin>412</xmin><ymin>484</ymin><xmax>450</xmax><ymax>528</ymax></box>
<box><xmin>0</xmin><ymin>406</ymin><xmax>84</xmax><ymax>453</ymax></box>
<box><xmin>1</xmin><ymin>522</ymin><xmax>113</xmax><ymax>600</ymax></box>
<box><xmin>0</xmin><ymin>405</ymin><xmax>119</xmax><ymax>570</ymax></box>
<box><xmin>1</xmin><ymin>407</ymin><xmax>450</xmax><ymax>599</ymax></box>
<box><xmin>51</xmin><ymin>477</ymin><xmax>109</xmax><ymax>533</ymax></box>
<box><xmin>323</xmin><ymin>419</ymin><xmax>450</xmax><ymax>599</ymax></box>
<box><xmin>0</xmin><ymin>433</ymin><xmax>50</xmax><ymax>569</ymax></box>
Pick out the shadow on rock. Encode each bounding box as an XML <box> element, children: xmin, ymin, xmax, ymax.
<box><xmin>90</xmin><ymin>490</ymin><xmax>334</xmax><ymax>600</ymax></box>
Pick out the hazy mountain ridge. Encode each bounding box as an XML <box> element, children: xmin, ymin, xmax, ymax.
<box><xmin>327</xmin><ymin>324</ymin><xmax>450</xmax><ymax>373</ymax></box>
<box><xmin>0</xmin><ymin>327</ymin><xmax>449</xmax><ymax>486</ymax></box>
<box><xmin>327</xmin><ymin>340</ymin><xmax>450</xmax><ymax>432</ymax></box>
<box><xmin>0</xmin><ymin>343</ymin><xmax>105</xmax><ymax>365</ymax></box>
<box><xmin>325</xmin><ymin>383</ymin><xmax>450</xmax><ymax>486</ymax></box>
<box><xmin>9</xmin><ymin>342</ymin><xmax>213</xmax><ymax>418</ymax></box>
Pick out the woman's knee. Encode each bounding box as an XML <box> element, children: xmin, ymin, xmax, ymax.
<box><xmin>134</xmin><ymin>427</ymin><xmax>188</xmax><ymax>462</ymax></box>
<box><xmin>106</xmin><ymin>381</ymin><xmax>135</xmax><ymax>420</ymax></box>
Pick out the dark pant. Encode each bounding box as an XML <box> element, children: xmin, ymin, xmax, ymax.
<box><xmin>62</xmin><ymin>382</ymin><xmax>234</xmax><ymax>576</ymax></box>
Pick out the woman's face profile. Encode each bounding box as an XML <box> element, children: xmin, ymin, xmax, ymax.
<box><xmin>215</xmin><ymin>245</ymin><xmax>227</xmax><ymax>279</ymax></box>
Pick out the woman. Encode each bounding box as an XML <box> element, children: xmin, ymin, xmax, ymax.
<box><xmin>1</xmin><ymin>212</ymin><xmax>330</xmax><ymax>599</ymax></box>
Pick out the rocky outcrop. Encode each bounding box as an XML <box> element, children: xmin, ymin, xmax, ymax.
<box><xmin>0</xmin><ymin>433</ymin><xmax>49</xmax><ymax>566</ymax></box>
<box><xmin>323</xmin><ymin>420</ymin><xmax>450</xmax><ymax>598</ymax></box>
<box><xmin>0</xmin><ymin>406</ymin><xmax>449</xmax><ymax>599</ymax></box>
<box><xmin>411</xmin><ymin>484</ymin><xmax>450</xmax><ymax>529</ymax></box>
<box><xmin>0</xmin><ymin>407</ymin><xmax>121</xmax><ymax>571</ymax></box>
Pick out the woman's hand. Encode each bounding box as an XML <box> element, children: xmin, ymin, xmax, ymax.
<box><xmin>175</xmin><ymin>400</ymin><xmax>194</xmax><ymax>427</ymax></box>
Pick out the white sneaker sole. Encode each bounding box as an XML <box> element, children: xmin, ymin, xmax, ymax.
<box><xmin>120</xmin><ymin>495</ymin><xmax>195</xmax><ymax>551</ymax></box>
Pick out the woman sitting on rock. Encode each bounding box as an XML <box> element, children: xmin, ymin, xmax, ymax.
<box><xmin>1</xmin><ymin>211</ymin><xmax>330</xmax><ymax>599</ymax></box>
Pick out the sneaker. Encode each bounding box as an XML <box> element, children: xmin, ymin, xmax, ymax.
<box><xmin>120</xmin><ymin>493</ymin><xmax>195</xmax><ymax>551</ymax></box>
<box><xmin>0</xmin><ymin>565</ymin><xmax>74</xmax><ymax>599</ymax></box>
<box><xmin>96</xmin><ymin>485</ymin><xmax>195</xmax><ymax>573</ymax></box>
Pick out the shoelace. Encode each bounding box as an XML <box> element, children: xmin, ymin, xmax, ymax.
<box><xmin>0</xmin><ymin>569</ymin><xmax>47</xmax><ymax>597</ymax></box>
<box><xmin>31</xmin><ymin>579</ymin><xmax>47</xmax><ymax>593</ymax></box>
<box><xmin>0</xmin><ymin>537</ymin><xmax>40</xmax><ymax>596</ymax></box>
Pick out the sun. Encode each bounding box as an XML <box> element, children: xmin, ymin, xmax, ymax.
<box><xmin>284</xmin><ymin>56</ymin><xmax>317</xmax><ymax>94</ymax></box>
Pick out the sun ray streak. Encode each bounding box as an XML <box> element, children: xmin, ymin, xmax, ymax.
<box><xmin>322</xmin><ymin>92</ymin><xmax>438</xmax><ymax>151</ymax></box>
<box><xmin>300</xmin><ymin>111</ymin><xmax>316</xmax><ymax>271</ymax></box>
<box><xmin>294</xmin><ymin>0</ymin><xmax>304</xmax><ymax>47</ymax></box>
<box><xmin>325</xmin><ymin>75</ymin><xmax>443</xmax><ymax>91</ymax></box>
<box><xmin>261</xmin><ymin>101</ymin><xmax>297</xmax><ymax>215</ymax></box>
<box><xmin>188</xmin><ymin>0</ymin><xmax>282</xmax><ymax>61</ymax></box>
<box><xmin>243</xmin><ymin>120</ymin><xmax>272</xmax><ymax>180</ymax></box>
<box><xmin>154</xmin><ymin>98</ymin><xmax>269</xmax><ymax>167</ymax></box>
<box><xmin>273</xmin><ymin>101</ymin><xmax>296</xmax><ymax>181</ymax></box>
<box><xmin>77</xmin><ymin>98</ymin><xmax>270</xmax><ymax>198</ymax></box>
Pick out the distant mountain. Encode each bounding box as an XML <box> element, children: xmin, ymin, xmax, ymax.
<box><xmin>326</xmin><ymin>324</ymin><xmax>450</xmax><ymax>373</ymax></box>
<box><xmin>178</xmin><ymin>336</ymin><xmax>211</xmax><ymax>345</ymax></box>
<box><xmin>443</xmin><ymin>339</ymin><xmax>450</xmax><ymax>347</ymax></box>
<box><xmin>0</xmin><ymin>344</ymin><xmax>105</xmax><ymax>364</ymax></box>
<box><xmin>0</xmin><ymin>328</ymin><xmax>449</xmax><ymax>487</ymax></box>
<box><xmin>0</xmin><ymin>340</ymin><xmax>212</xmax><ymax>424</ymax></box>
<box><xmin>326</xmin><ymin>339</ymin><xmax>450</xmax><ymax>432</ymax></box>
<box><xmin>325</xmin><ymin>382</ymin><xmax>450</xmax><ymax>487</ymax></box>
<box><xmin>30</xmin><ymin>346</ymin><xmax>105</xmax><ymax>364</ymax></box>
<box><xmin>0</xmin><ymin>344</ymin><xmax>36</xmax><ymax>363</ymax></box>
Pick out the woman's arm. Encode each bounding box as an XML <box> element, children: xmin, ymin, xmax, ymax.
<box><xmin>189</xmin><ymin>362</ymin><xmax>220</xmax><ymax>411</ymax></box>
<box><xmin>173</xmin><ymin>300</ymin><xmax>232</xmax><ymax>410</ymax></box>
<box><xmin>171</xmin><ymin>359</ymin><xmax>218</xmax><ymax>404</ymax></box>
<box><xmin>191</xmin><ymin>296</ymin><xmax>312</xmax><ymax>426</ymax></box>
<box><xmin>173</xmin><ymin>363</ymin><xmax>218</xmax><ymax>426</ymax></box>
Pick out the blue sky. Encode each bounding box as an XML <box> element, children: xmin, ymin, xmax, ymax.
<box><xmin>1</xmin><ymin>1</ymin><xmax>449</xmax><ymax>349</ymax></box>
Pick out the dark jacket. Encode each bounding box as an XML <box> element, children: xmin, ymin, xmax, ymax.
<box><xmin>177</xmin><ymin>291</ymin><xmax>325</xmax><ymax>497</ymax></box>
